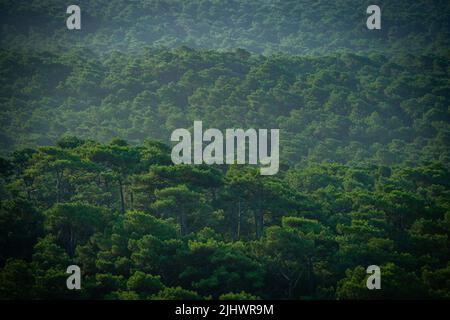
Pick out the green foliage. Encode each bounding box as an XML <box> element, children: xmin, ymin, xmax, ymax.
<box><xmin>0</xmin><ymin>259</ymin><xmax>34</xmax><ymax>299</ymax></box>
<box><xmin>45</xmin><ymin>202</ymin><xmax>111</xmax><ymax>255</ymax></box>
<box><xmin>0</xmin><ymin>0</ymin><xmax>449</xmax><ymax>301</ymax></box>
<box><xmin>127</xmin><ymin>271</ymin><xmax>164</xmax><ymax>298</ymax></box>
<box><xmin>0</xmin><ymin>138</ymin><xmax>448</xmax><ymax>299</ymax></box>
<box><xmin>1</xmin><ymin>48</ymin><xmax>449</xmax><ymax>173</ymax></box>
<box><xmin>152</xmin><ymin>286</ymin><xmax>202</xmax><ymax>300</ymax></box>
<box><xmin>337</xmin><ymin>263</ymin><xmax>428</xmax><ymax>299</ymax></box>
<box><xmin>0</xmin><ymin>199</ymin><xmax>43</xmax><ymax>263</ymax></box>
<box><xmin>1</xmin><ymin>1</ymin><xmax>449</xmax><ymax>56</ymax></box>
<box><xmin>219</xmin><ymin>291</ymin><xmax>260</xmax><ymax>300</ymax></box>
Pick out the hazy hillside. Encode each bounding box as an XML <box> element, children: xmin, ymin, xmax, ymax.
<box><xmin>0</xmin><ymin>0</ymin><xmax>449</xmax><ymax>300</ymax></box>
<box><xmin>1</xmin><ymin>0</ymin><xmax>449</xmax><ymax>55</ymax></box>
<box><xmin>1</xmin><ymin>48</ymin><xmax>449</xmax><ymax>167</ymax></box>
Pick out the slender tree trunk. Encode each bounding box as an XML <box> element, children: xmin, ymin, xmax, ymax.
<box><xmin>281</xmin><ymin>269</ymin><xmax>302</xmax><ymax>299</ymax></box>
<box><xmin>104</xmin><ymin>177</ymin><xmax>110</xmax><ymax>208</ymax></box>
<box><xmin>118</xmin><ymin>178</ymin><xmax>125</xmax><ymax>214</ymax></box>
<box><xmin>179</xmin><ymin>210</ymin><xmax>188</xmax><ymax>235</ymax></box>
<box><xmin>26</xmin><ymin>183</ymin><xmax>31</xmax><ymax>201</ymax></box>
<box><xmin>56</xmin><ymin>169</ymin><xmax>62</xmax><ymax>203</ymax></box>
<box><xmin>288</xmin><ymin>280</ymin><xmax>294</xmax><ymax>299</ymax></box>
<box><xmin>69</xmin><ymin>227</ymin><xmax>75</xmax><ymax>257</ymax></box>
<box><xmin>281</xmin><ymin>271</ymin><xmax>294</xmax><ymax>299</ymax></box>
<box><xmin>307</xmin><ymin>257</ymin><xmax>315</xmax><ymax>294</ymax></box>
<box><xmin>130</xmin><ymin>190</ymin><xmax>134</xmax><ymax>211</ymax></box>
<box><xmin>255</xmin><ymin>210</ymin><xmax>263</xmax><ymax>239</ymax></box>
<box><xmin>255</xmin><ymin>198</ymin><xmax>263</xmax><ymax>239</ymax></box>
<box><xmin>237</xmin><ymin>200</ymin><xmax>241</xmax><ymax>240</ymax></box>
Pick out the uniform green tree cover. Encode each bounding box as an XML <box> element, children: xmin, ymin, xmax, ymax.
<box><xmin>0</xmin><ymin>140</ymin><xmax>449</xmax><ymax>299</ymax></box>
<box><xmin>1</xmin><ymin>0</ymin><xmax>449</xmax><ymax>55</ymax></box>
<box><xmin>0</xmin><ymin>0</ymin><xmax>449</xmax><ymax>299</ymax></box>
<box><xmin>1</xmin><ymin>48</ymin><xmax>449</xmax><ymax>166</ymax></box>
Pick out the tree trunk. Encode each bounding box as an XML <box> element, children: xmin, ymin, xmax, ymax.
<box><xmin>179</xmin><ymin>210</ymin><xmax>188</xmax><ymax>235</ymax></box>
<box><xmin>130</xmin><ymin>190</ymin><xmax>134</xmax><ymax>211</ymax></box>
<box><xmin>255</xmin><ymin>198</ymin><xmax>263</xmax><ymax>239</ymax></box>
<box><xmin>118</xmin><ymin>178</ymin><xmax>125</xmax><ymax>214</ymax></box>
<box><xmin>26</xmin><ymin>185</ymin><xmax>31</xmax><ymax>201</ymax></box>
<box><xmin>69</xmin><ymin>227</ymin><xmax>75</xmax><ymax>257</ymax></box>
<box><xmin>288</xmin><ymin>280</ymin><xmax>294</xmax><ymax>299</ymax></box>
<box><xmin>307</xmin><ymin>257</ymin><xmax>315</xmax><ymax>294</ymax></box>
<box><xmin>236</xmin><ymin>200</ymin><xmax>241</xmax><ymax>240</ymax></box>
<box><xmin>55</xmin><ymin>169</ymin><xmax>62</xmax><ymax>203</ymax></box>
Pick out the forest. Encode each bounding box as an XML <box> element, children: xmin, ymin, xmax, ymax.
<box><xmin>1</xmin><ymin>0</ymin><xmax>449</xmax><ymax>55</ymax></box>
<box><xmin>0</xmin><ymin>0</ymin><xmax>449</xmax><ymax>300</ymax></box>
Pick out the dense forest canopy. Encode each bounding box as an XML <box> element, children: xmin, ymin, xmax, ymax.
<box><xmin>0</xmin><ymin>138</ymin><xmax>449</xmax><ymax>299</ymax></box>
<box><xmin>0</xmin><ymin>0</ymin><xmax>449</xmax><ymax>300</ymax></box>
<box><xmin>0</xmin><ymin>48</ymin><xmax>449</xmax><ymax>167</ymax></box>
<box><xmin>1</xmin><ymin>0</ymin><xmax>449</xmax><ymax>55</ymax></box>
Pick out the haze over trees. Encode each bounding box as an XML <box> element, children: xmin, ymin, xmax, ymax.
<box><xmin>1</xmin><ymin>0</ymin><xmax>449</xmax><ymax>55</ymax></box>
<box><xmin>0</xmin><ymin>0</ymin><xmax>449</xmax><ymax>299</ymax></box>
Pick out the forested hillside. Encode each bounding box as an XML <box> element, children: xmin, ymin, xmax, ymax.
<box><xmin>1</xmin><ymin>0</ymin><xmax>449</xmax><ymax>55</ymax></box>
<box><xmin>1</xmin><ymin>48</ymin><xmax>449</xmax><ymax>167</ymax></box>
<box><xmin>0</xmin><ymin>0</ymin><xmax>449</xmax><ymax>300</ymax></box>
